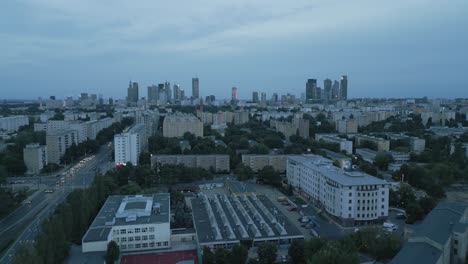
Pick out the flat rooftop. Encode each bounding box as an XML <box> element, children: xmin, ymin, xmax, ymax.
<box><xmin>191</xmin><ymin>193</ymin><xmax>303</xmax><ymax>245</ymax></box>
<box><xmin>289</xmin><ymin>155</ymin><xmax>388</xmax><ymax>187</ymax></box>
<box><xmin>83</xmin><ymin>193</ymin><xmax>170</xmax><ymax>243</ymax></box>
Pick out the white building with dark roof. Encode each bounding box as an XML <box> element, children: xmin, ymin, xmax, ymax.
<box><xmin>287</xmin><ymin>155</ymin><xmax>390</xmax><ymax>226</ymax></box>
<box><xmin>82</xmin><ymin>193</ymin><xmax>171</xmax><ymax>253</ymax></box>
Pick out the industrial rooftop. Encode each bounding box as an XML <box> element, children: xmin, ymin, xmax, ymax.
<box><xmin>191</xmin><ymin>193</ymin><xmax>303</xmax><ymax>244</ymax></box>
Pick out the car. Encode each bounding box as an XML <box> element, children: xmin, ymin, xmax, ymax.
<box><xmin>288</xmin><ymin>207</ymin><xmax>298</xmax><ymax>211</ymax></box>
<box><xmin>44</xmin><ymin>189</ymin><xmax>54</xmax><ymax>193</ymax></box>
<box><xmin>304</xmin><ymin>224</ymin><xmax>313</xmax><ymax>229</ymax></box>
<box><xmin>25</xmin><ymin>200</ymin><xmax>32</xmax><ymax>204</ymax></box>
<box><xmin>396</xmin><ymin>213</ymin><xmax>406</xmax><ymax>219</ymax></box>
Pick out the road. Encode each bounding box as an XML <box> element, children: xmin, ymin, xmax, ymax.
<box><xmin>0</xmin><ymin>143</ymin><xmax>113</xmax><ymax>264</ymax></box>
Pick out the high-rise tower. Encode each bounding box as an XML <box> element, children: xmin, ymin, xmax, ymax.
<box><xmin>192</xmin><ymin>78</ymin><xmax>199</xmax><ymax>99</ymax></box>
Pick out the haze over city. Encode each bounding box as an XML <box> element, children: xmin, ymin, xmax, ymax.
<box><xmin>1</xmin><ymin>0</ymin><xmax>468</xmax><ymax>100</ymax></box>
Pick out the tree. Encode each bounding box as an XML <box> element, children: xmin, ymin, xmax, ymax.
<box><xmin>106</xmin><ymin>241</ymin><xmax>120</xmax><ymax>264</ymax></box>
<box><xmin>214</xmin><ymin>248</ymin><xmax>229</xmax><ymax>264</ymax></box>
<box><xmin>228</xmin><ymin>244</ymin><xmax>248</xmax><ymax>264</ymax></box>
<box><xmin>202</xmin><ymin>247</ymin><xmax>215</xmax><ymax>264</ymax></box>
<box><xmin>374</xmin><ymin>152</ymin><xmax>393</xmax><ymax>171</ymax></box>
<box><xmin>257</xmin><ymin>166</ymin><xmax>281</xmax><ymax>187</ymax></box>
<box><xmin>13</xmin><ymin>245</ymin><xmax>43</xmax><ymax>264</ymax></box>
<box><xmin>257</xmin><ymin>242</ymin><xmax>277</xmax><ymax>264</ymax></box>
<box><xmin>235</xmin><ymin>163</ymin><xmax>254</xmax><ymax>181</ymax></box>
<box><xmin>308</xmin><ymin>240</ymin><xmax>358</xmax><ymax>264</ymax></box>
<box><xmin>419</xmin><ymin>196</ymin><xmax>436</xmax><ymax>215</ymax></box>
<box><xmin>304</xmin><ymin>238</ymin><xmax>326</xmax><ymax>260</ymax></box>
<box><xmin>405</xmin><ymin>202</ymin><xmax>424</xmax><ymax>224</ymax></box>
<box><xmin>288</xmin><ymin>240</ymin><xmax>305</xmax><ymax>264</ymax></box>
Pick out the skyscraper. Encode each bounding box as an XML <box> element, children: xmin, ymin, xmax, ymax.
<box><xmin>127</xmin><ymin>81</ymin><xmax>139</xmax><ymax>102</ymax></box>
<box><xmin>324</xmin><ymin>79</ymin><xmax>332</xmax><ymax>102</ymax></box>
<box><xmin>231</xmin><ymin>87</ymin><xmax>238</xmax><ymax>104</ymax></box>
<box><xmin>261</xmin><ymin>92</ymin><xmax>267</xmax><ymax>105</ymax></box>
<box><xmin>164</xmin><ymin>81</ymin><xmax>171</xmax><ymax>102</ymax></box>
<box><xmin>192</xmin><ymin>78</ymin><xmax>199</xmax><ymax>99</ymax></box>
<box><xmin>340</xmin><ymin>75</ymin><xmax>348</xmax><ymax>100</ymax></box>
<box><xmin>332</xmin><ymin>80</ymin><xmax>340</xmax><ymax>100</ymax></box>
<box><xmin>252</xmin><ymin>91</ymin><xmax>259</xmax><ymax>103</ymax></box>
<box><xmin>306</xmin><ymin>79</ymin><xmax>317</xmax><ymax>102</ymax></box>
<box><xmin>173</xmin><ymin>84</ymin><xmax>181</xmax><ymax>101</ymax></box>
<box><xmin>272</xmin><ymin>93</ymin><xmax>278</xmax><ymax>103</ymax></box>
<box><xmin>147</xmin><ymin>85</ymin><xmax>158</xmax><ymax>102</ymax></box>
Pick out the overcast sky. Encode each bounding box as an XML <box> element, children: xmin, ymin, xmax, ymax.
<box><xmin>1</xmin><ymin>0</ymin><xmax>467</xmax><ymax>100</ymax></box>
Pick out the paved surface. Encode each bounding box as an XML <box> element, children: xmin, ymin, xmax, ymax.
<box><xmin>121</xmin><ymin>250</ymin><xmax>199</xmax><ymax>264</ymax></box>
<box><xmin>0</xmin><ymin>143</ymin><xmax>113</xmax><ymax>264</ymax></box>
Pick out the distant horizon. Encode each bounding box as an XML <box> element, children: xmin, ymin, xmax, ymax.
<box><xmin>1</xmin><ymin>1</ymin><xmax>467</xmax><ymax>99</ymax></box>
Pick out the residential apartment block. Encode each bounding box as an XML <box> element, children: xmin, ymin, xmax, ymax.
<box><xmin>23</xmin><ymin>144</ymin><xmax>48</xmax><ymax>174</ymax></box>
<box><xmin>287</xmin><ymin>155</ymin><xmax>390</xmax><ymax>226</ymax></box>
<box><xmin>162</xmin><ymin>114</ymin><xmax>203</xmax><ymax>138</ymax></box>
<box><xmin>46</xmin><ymin>130</ymin><xmax>79</xmax><ymax>164</ymax></box>
<box><xmin>315</xmin><ymin>134</ymin><xmax>353</xmax><ymax>154</ymax></box>
<box><xmin>151</xmin><ymin>154</ymin><xmax>230</xmax><ymax>172</ymax></box>
<box><xmin>114</xmin><ymin>123</ymin><xmax>147</xmax><ymax>166</ymax></box>
<box><xmin>354</xmin><ymin>134</ymin><xmax>390</xmax><ymax>151</ymax></box>
<box><xmin>0</xmin><ymin>115</ymin><xmax>29</xmax><ymax>132</ymax></box>
<box><xmin>241</xmin><ymin>154</ymin><xmax>288</xmax><ymax>173</ymax></box>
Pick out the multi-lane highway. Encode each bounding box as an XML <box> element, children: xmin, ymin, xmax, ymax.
<box><xmin>0</xmin><ymin>143</ymin><xmax>113</xmax><ymax>264</ymax></box>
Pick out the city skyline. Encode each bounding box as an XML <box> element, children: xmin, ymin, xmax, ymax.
<box><xmin>1</xmin><ymin>1</ymin><xmax>467</xmax><ymax>100</ymax></box>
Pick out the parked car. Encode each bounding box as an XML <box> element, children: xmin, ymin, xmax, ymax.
<box><xmin>383</xmin><ymin>222</ymin><xmax>398</xmax><ymax>231</ymax></box>
<box><xmin>396</xmin><ymin>213</ymin><xmax>406</xmax><ymax>219</ymax></box>
<box><xmin>288</xmin><ymin>207</ymin><xmax>298</xmax><ymax>211</ymax></box>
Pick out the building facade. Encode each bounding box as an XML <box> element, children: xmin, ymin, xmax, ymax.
<box><xmin>82</xmin><ymin>194</ymin><xmax>171</xmax><ymax>253</ymax></box>
<box><xmin>287</xmin><ymin>155</ymin><xmax>390</xmax><ymax>226</ymax></box>
<box><xmin>114</xmin><ymin>123</ymin><xmax>147</xmax><ymax>166</ymax></box>
<box><xmin>162</xmin><ymin>114</ymin><xmax>203</xmax><ymax>138</ymax></box>
<box><xmin>46</xmin><ymin>130</ymin><xmax>79</xmax><ymax>164</ymax></box>
<box><xmin>151</xmin><ymin>155</ymin><xmax>230</xmax><ymax>172</ymax></box>
<box><xmin>0</xmin><ymin>115</ymin><xmax>29</xmax><ymax>132</ymax></box>
<box><xmin>23</xmin><ymin>144</ymin><xmax>48</xmax><ymax>174</ymax></box>
<box><xmin>241</xmin><ymin>154</ymin><xmax>288</xmax><ymax>173</ymax></box>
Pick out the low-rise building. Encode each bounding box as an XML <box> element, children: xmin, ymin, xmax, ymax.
<box><xmin>287</xmin><ymin>155</ymin><xmax>390</xmax><ymax>226</ymax></box>
<box><xmin>191</xmin><ymin>193</ymin><xmax>304</xmax><ymax>250</ymax></box>
<box><xmin>23</xmin><ymin>144</ymin><xmax>48</xmax><ymax>174</ymax></box>
<box><xmin>390</xmin><ymin>202</ymin><xmax>468</xmax><ymax>264</ymax></box>
<box><xmin>241</xmin><ymin>154</ymin><xmax>288</xmax><ymax>173</ymax></box>
<box><xmin>336</xmin><ymin>119</ymin><xmax>358</xmax><ymax>134</ymax></box>
<box><xmin>151</xmin><ymin>154</ymin><xmax>230</xmax><ymax>172</ymax></box>
<box><xmin>82</xmin><ymin>194</ymin><xmax>171</xmax><ymax>253</ymax></box>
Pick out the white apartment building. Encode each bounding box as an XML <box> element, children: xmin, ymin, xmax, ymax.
<box><xmin>0</xmin><ymin>115</ymin><xmax>29</xmax><ymax>132</ymax></box>
<box><xmin>23</xmin><ymin>144</ymin><xmax>48</xmax><ymax>174</ymax></box>
<box><xmin>151</xmin><ymin>154</ymin><xmax>230</xmax><ymax>172</ymax></box>
<box><xmin>163</xmin><ymin>114</ymin><xmax>203</xmax><ymax>138</ymax></box>
<box><xmin>82</xmin><ymin>194</ymin><xmax>171</xmax><ymax>253</ymax></box>
<box><xmin>354</xmin><ymin>135</ymin><xmax>390</xmax><ymax>151</ymax></box>
<box><xmin>315</xmin><ymin>134</ymin><xmax>353</xmax><ymax>154</ymax></box>
<box><xmin>287</xmin><ymin>155</ymin><xmax>390</xmax><ymax>226</ymax></box>
<box><xmin>46</xmin><ymin>130</ymin><xmax>79</xmax><ymax>164</ymax></box>
<box><xmin>336</xmin><ymin>119</ymin><xmax>358</xmax><ymax>134</ymax></box>
<box><xmin>114</xmin><ymin>123</ymin><xmax>146</xmax><ymax>166</ymax></box>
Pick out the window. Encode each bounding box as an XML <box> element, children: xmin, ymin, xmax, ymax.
<box><xmin>381</xmin><ymin>212</ymin><xmax>384</xmax><ymax>216</ymax></box>
<box><xmin>348</xmin><ymin>214</ymin><xmax>351</xmax><ymax>218</ymax></box>
<box><xmin>382</xmin><ymin>191</ymin><xmax>384</xmax><ymax>195</ymax></box>
<box><xmin>357</xmin><ymin>214</ymin><xmax>360</xmax><ymax>217</ymax></box>
<box><xmin>121</xmin><ymin>237</ymin><xmax>127</xmax><ymax>242</ymax></box>
<box><xmin>135</xmin><ymin>244</ymin><xmax>141</xmax><ymax>248</ymax></box>
<box><xmin>135</xmin><ymin>236</ymin><xmax>141</xmax><ymax>241</ymax></box>
<box><xmin>142</xmin><ymin>243</ymin><xmax>148</xmax><ymax>248</ymax></box>
<box><xmin>129</xmin><ymin>237</ymin><xmax>134</xmax><ymax>242</ymax></box>
<box><xmin>121</xmin><ymin>245</ymin><xmax>127</xmax><ymax>250</ymax></box>
<box><xmin>157</xmin><ymin>242</ymin><xmax>162</xmax><ymax>247</ymax></box>
<box><xmin>116</xmin><ymin>238</ymin><xmax>120</xmax><ymax>242</ymax></box>
<box><xmin>142</xmin><ymin>236</ymin><xmax>148</xmax><ymax>241</ymax></box>
<box><xmin>128</xmin><ymin>244</ymin><xmax>134</xmax><ymax>249</ymax></box>
<box><xmin>349</xmin><ymin>200</ymin><xmax>352</xmax><ymax>204</ymax></box>
<box><xmin>381</xmin><ymin>205</ymin><xmax>384</xmax><ymax>209</ymax></box>
<box><xmin>348</xmin><ymin>207</ymin><xmax>352</xmax><ymax>210</ymax></box>
<box><xmin>128</xmin><ymin>229</ymin><xmax>133</xmax><ymax>234</ymax></box>
<box><xmin>357</xmin><ymin>200</ymin><xmax>360</xmax><ymax>204</ymax></box>
<box><xmin>149</xmin><ymin>227</ymin><xmax>154</xmax><ymax>232</ymax></box>
<box><xmin>454</xmin><ymin>240</ymin><xmax>459</xmax><ymax>245</ymax></box>
<box><xmin>454</xmin><ymin>249</ymin><xmax>458</xmax><ymax>255</ymax></box>
<box><xmin>120</xmin><ymin>229</ymin><xmax>126</xmax><ymax>234</ymax></box>
<box><xmin>349</xmin><ymin>193</ymin><xmax>352</xmax><ymax>196</ymax></box>
<box><xmin>135</xmin><ymin>228</ymin><xmax>141</xmax><ymax>233</ymax></box>
<box><xmin>164</xmin><ymin>241</ymin><xmax>169</xmax><ymax>246</ymax></box>
<box><xmin>142</xmin><ymin>228</ymin><xmax>148</xmax><ymax>233</ymax></box>
<box><xmin>149</xmin><ymin>235</ymin><xmax>155</xmax><ymax>240</ymax></box>
<box><xmin>381</xmin><ymin>198</ymin><xmax>384</xmax><ymax>202</ymax></box>
<box><xmin>149</xmin><ymin>242</ymin><xmax>155</xmax><ymax>247</ymax></box>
